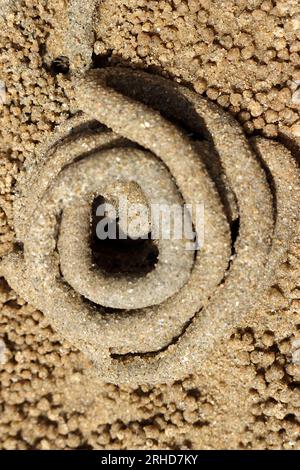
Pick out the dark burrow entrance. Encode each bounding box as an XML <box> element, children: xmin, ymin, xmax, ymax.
<box><xmin>90</xmin><ymin>195</ymin><xmax>159</xmax><ymax>275</ymax></box>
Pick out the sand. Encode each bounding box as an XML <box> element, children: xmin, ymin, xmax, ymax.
<box><xmin>0</xmin><ymin>0</ymin><xmax>300</xmax><ymax>450</ymax></box>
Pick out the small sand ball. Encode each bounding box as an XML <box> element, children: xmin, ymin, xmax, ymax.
<box><xmin>94</xmin><ymin>41</ymin><xmax>107</xmax><ymax>55</ymax></box>
<box><xmin>193</xmin><ymin>77</ymin><xmax>207</xmax><ymax>94</ymax></box>
<box><xmin>249</xmin><ymin>100</ymin><xmax>263</xmax><ymax>117</ymax></box>
<box><xmin>265</xmin><ymin>110</ymin><xmax>278</xmax><ymax>123</ymax></box>
<box><xmin>230</xmin><ymin>93</ymin><xmax>242</xmax><ymax>107</ymax></box>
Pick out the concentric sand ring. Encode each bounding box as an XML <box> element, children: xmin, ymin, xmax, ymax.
<box><xmin>2</xmin><ymin>68</ymin><xmax>299</xmax><ymax>384</ymax></box>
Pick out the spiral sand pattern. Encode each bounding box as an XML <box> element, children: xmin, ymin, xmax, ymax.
<box><xmin>2</xmin><ymin>68</ymin><xmax>299</xmax><ymax>385</ymax></box>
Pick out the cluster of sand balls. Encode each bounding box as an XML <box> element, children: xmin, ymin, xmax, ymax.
<box><xmin>95</xmin><ymin>0</ymin><xmax>300</xmax><ymax>138</ymax></box>
<box><xmin>1</xmin><ymin>0</ymin><xmax>300</xmax><ymax>450</ymax></box>
<box><xmin>0</xmin><ymin>277</ymin><xmax>224</xmax><ymax>450</ymax></box>
<box><xmin>1</xmin><ymin>263</ymin><xmax>300</xmax><ymax>449</ymax></box>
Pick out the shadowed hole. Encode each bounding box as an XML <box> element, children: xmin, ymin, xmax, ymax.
<box><xmin>92</xmin><ymin>51</ymin><xmax>113</xmax><ymax>69</ymax></box>
<box><xmin>90</xmin><ymin>195</ymin><xmax>159</xmax><ymax>275</ymax></box>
